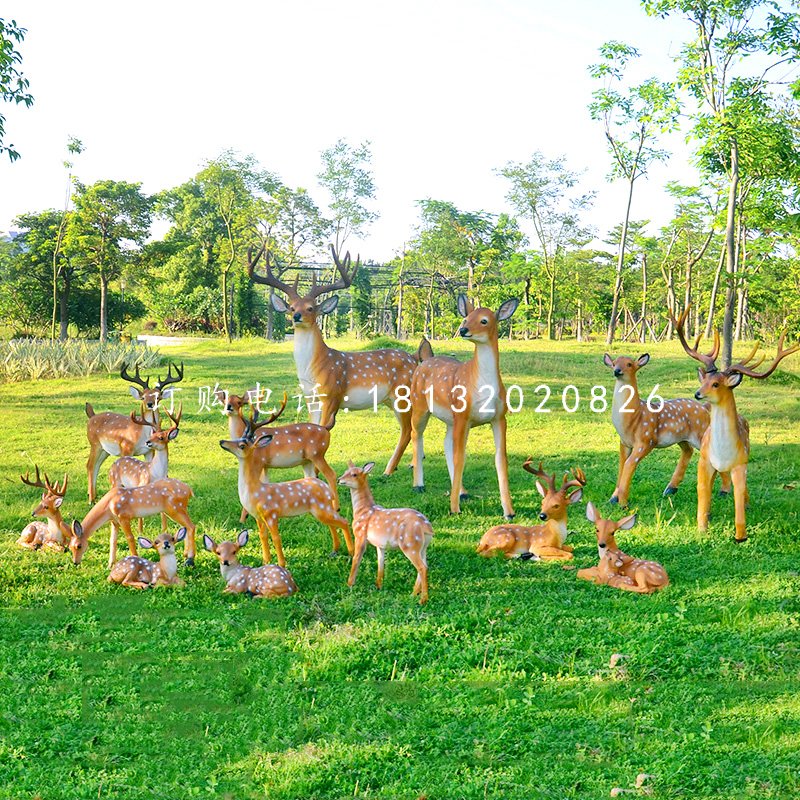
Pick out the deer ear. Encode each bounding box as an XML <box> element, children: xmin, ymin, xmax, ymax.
<box><xmin>585</xmin><ymin>501</ymin><xmax>598</xmax><ymax>522</ymax></box>
<box><xmin>203</xmin><ymin>534</ymin><xmax>216</xmax><ymax>552</ymax></box>
<box><xmin>617</xmin><ymin>513</ymin><xmax>637</xmax><ymax>530</ymax></box>
<box><xmin>568</xmin><ymin>487</ymin><xmax>583</xmax><ymax>504</ymax></box>
<box><xmin>271</xmin><ymin>293</ymin><xmax>290</xmax><ymax>313</ymax></box>
<box><xmin>317</xmin><ymin>295</ymin><xmax>339</xmax><ymax>315</ymax></box>
<box><xmin>128</xmin><ymin>385</ymin><xmax>142</xmax><ymax>399</ymax></box>
<box><xmin>725</xmin><ymin>372</ymin><xmax>743</xmax><ymax>389</ymax></box>
<box><xmin>362</xmin><ymin>462</ymin><xmax>375</xmax><ymax>474</ymax></box>
<box><xmin>637</xmin><ymin>353</ymin><xmax>650</xmax><ymax>367</ymax></box>
<box><xmin>137</xmin><ymin>537</ymin><xmax>154</xmax><ymax>550</ymax></box>
<box><xmin>457</xmin><ymin>294</ymin><xmax>469</xmax><ymax>317</ymax></box>
<box><xmin>54</xmin><ymin>497</ymin><xmax>63</xmax><ymax>508</ymax></box>
<box><xmin>237</xmin><ymin>530</ymin><xmax>250</xmax><ymax>547</ymax></box>
<box><xmin>255</xmin><ymin>434</ymin><xmax>274</xmax><ymax>448</ymax></box>
<box><xmin>535</xmin><ymin>481</ymin><xmax>547</xmax><ymax>498</ymax></box>
<box><xmin>175</xmin><ymin>527</ymin><xmax>187</xmax><ymax>543</ymax></box>
<box><xmin>603</xmin><ymin>353</ymin><xmax>614</xmax><ymax>368</ymax></box>
<box><xmin>72</xmin><ymin>520</ymin><xmax>83</xmax><ymax>537</ymax></box>
<box><xmin>161</xmin><ymin>388</ymin><xmax>174</xmax><ymax>401</ymax></box>
<box><xmin>168</xmin><ymin>428</ymin><xmax>179</xmax><ymax>440</ymax></box>
<box><xmin>214</xmin><ymin>389</ymin><xmax>226</xmax><ymax>402</ymax></box>
<box><xmin>496</xmin><ymin>298</ymin><xmax>519</xmax><ymax>322</ymax></box>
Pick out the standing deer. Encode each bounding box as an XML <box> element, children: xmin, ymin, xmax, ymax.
<box><xmin>219</xmin><ymin>413</ymin><xmax>352</xmax><ymax>567</ymax></box>
<box><xmin>338</xmin><ymin>461</ymin><xmax>433</xmax><ymax>604</ymax></box>
<box><xmin>577</xmin><ymin>502</ymin><xmax>669</xmax><ymax>594</ymax></box>
<box><xmin>108</xmin><ymin>527</ymin><xmax>187</xmax><ymax>589</ymax></box>
<box><xmin>477</xmin><ymin>461</ymin><xmax>585</xmax><ymax>560</ymax></box>
<box><xmin>603</xmin><ymin>353</ymin><xmax>732</xmax><ymax>506</ymax></box>
<box><xmin>17</xmin><ymin>466</ymin><xmax>72</xmax><ymax>552</ymax></box>
<box><xmin>85</xmin><ymin>362</ymin><xmax>184</xmax><ymax>502</ymax></box>
<box><xmin>671</xmin><ymin>306</ymin><xmax>799</xmax><ymax>542</ymax></box>
<box><xmin>410</xmin><ymin>294</ymin><xmax>519</xmax><ymax>517</ymax></box>
<box><xmin>69</xmin><ymin>477</ymin><xmax>196</xmax><ymax>567</ymax></box>
<box><xmin>248</xmin><ymin>244</ymin><xmax>418</xmax><ymax>474</ymax></box>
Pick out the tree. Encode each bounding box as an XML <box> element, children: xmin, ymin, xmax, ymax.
<box><xmin>644</xmin><ymin>0</ymin><xmax>800</xmax><ymax>366</ymax></box>
<box><xmin>589</xmin><ymin>41</ymin><xmax>679</xmax><ymax>344</ymax></box>
<box><xmin>65</xmin><ymin>180</ymin><xmax>152</xmax><ymax>341</ymax></box>
<box><xmin>0</xmin><ymin>17</ymin><xmax>34</xmax><ymax>161</ymax></box>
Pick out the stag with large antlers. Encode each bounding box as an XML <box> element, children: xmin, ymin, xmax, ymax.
<box><xmin>671</xmin><ymin>306</ymin><xmax>799</xmax><ymax>542</ymax></box>
<box><xmin>248</xmin><ymin>243</ymin><xmax>419</xmax><ymax>474</ymax></box>
<box><xmin>17</xmin><ymin>466</ymin><xmax>72</xmax><ymax>552</ymax></box>
<box><xmin>85</xmin><ymin>361</ymin><xmax>184</xmax><ymax>502</ymax></box>
<box><xmin>477</xmin><ymin>461</ymin><xmax>585</xmax><ymax>560</ymax></box>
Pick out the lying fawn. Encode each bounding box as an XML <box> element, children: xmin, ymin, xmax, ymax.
<box><xmin>18</xmin><ymin>466</ymin><xmax>71</xmax><ymax>552</ymax></box>
<box><xmin>577</xmin><ymin>502</ymin><xmax>669</xmax><ymax>594</ymax></box>
<box><xmin>477</xmin><ymin>461</ymin><xmax>585</xmax><ymax>560</ymax></box>
<box><xmin>338</xmin><ymin>461</ymin><xmax>433</xmax><ymax>604</ymax></box>
<box><xmin>204</xmin><ymin>530</ymin><xmax>297</xmax><ymax>598</ymax></box>
<box><xmin>108</xmin><ymin>527</ymin><xmax>187</xmax><ymax>589</ymax></box>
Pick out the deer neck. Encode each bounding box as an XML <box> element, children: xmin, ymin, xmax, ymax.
<box><xmin>545</xmin><ymin>517</ymin><xmax>568</xmax><ymax>546</ymax></box>
<box><xmin>349</xmin><ymin>483</ymin><xmax>376</xmax><ymax>519</ymax></box>
<box><xmin>149</xmin><ymin>448</ymin><xmax>169</xmax><ymax>481</ymax></box>
<box><xmin>469</xmin><ymin>339</ymin><xmax>500</xmax><ymax>396</ymax></box>
<box><xmin>293</xmin><ymin>323</ymin><xmax>329</xmax><ymax>389</ymax></box>
<box><xmin>238</xmin><ymin>456</ymin><xmax>263</xmax><ymax>510</ymax></box>
<box><xmin>611</xmin><ymin>378</ymin><xmax>641</xmax><ymax>439</ymax></box>
<box><xmin>221</xmin><ymin>562</ymin><xmax>246</xmax><ymax>583</ymax></box>
<box><xmin>229</xmin><ymin>414</ymin><xmax>246</xmax><ymax>440</ymax></box>
<box><xmin>46</xmin><ymin>512</ymin><xmax>68</xmax><ymax>540</ymax></box>
<box><xmin>158</xmin><ymin>552</ymin><xmax>178</xmax><ymax>580</ymax></box>
<box><xmin>707</xmin><ymin>393</ymin><xmax>742</xmax><ymax>470</ymax></box>
<box><xmin>80</xmin><ymin>495</ymin><xmax>115</xmax><ymax>539</ymax></box>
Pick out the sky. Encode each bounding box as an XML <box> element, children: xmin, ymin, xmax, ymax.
<box><xmin>0</xmin><ymin>0</ymin><xmax>699</xmax><ymax>260</ymax></box>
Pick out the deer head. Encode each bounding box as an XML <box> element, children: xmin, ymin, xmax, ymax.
<box><xmin>121</xmin><ymin>361</ymin><xmax>184</xmax><ymax>408</ymax></box>
<box><xmin>138</xmin><ymin>527</ymin><xmax>186</xmax><ymax>557</ymax></box>
<box><xmin>585</xmin><ymin>501</ymin><xmax>637</xmax><ymax>559</ymax></box>
<box><xmin>456</xmin><ymin>295</ymin><xmax>519</xmax><ymax>344</ymax></box>
<box><xmin>131</xmin><ymin>403</ymin><xmax>182</xmax><ymax>451</ymax></box>
<box><xmin>218</xmin><ymin>406</ymin><xmax>278</xmax><ymax>459</ymax></box>
<box><xmin>522</xmin><ymin>459</ymin><xmax>586</xmax><ymax>523</ymax></box>
<box><xmin>203</xmin><ymin>529</ymin><xmax>249</xmax><ymax>567</ymax></box>
<box><xmin>21</xmin><ymin>465</ymin><xmax>68</xmax><ymax>518</ymax></box>
<box><xmin>337</xmin><ymin>460</ymin><xmax>375</xmax><ymax>489</ymax></box>
<box><xmin>603</xmin><ymin>353</ymin><xmax>650</xmax><ymax>384</ymax></box>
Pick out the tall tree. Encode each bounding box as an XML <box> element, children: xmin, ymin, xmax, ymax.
<box><xmin>589</xmin><ymin>41</ymin><xmax>679</xmax><ymax>344</ymax></box>
<box><xmin>0</xmin><ymin>17</ymin><xmax>34</xmax><ymax>161</ymax></box>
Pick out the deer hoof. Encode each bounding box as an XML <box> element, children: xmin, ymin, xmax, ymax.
<box><xmin>504</xmin><ymin>513</ymin><xmax>515</xmax><ymax>521</ymax></box>
<box><xmin>459</xmin><ymin>491</ymin><xmax>470</xmax><ymax>500</ymax></box>
<box><xmin>733</xmin><ymin>536</ymin><xmax>748</xmax><ymax>544</ymax></box>
<box><xmin>519</xmin><ymin>552</ymin><xmax>540</xmax><ymax>561</ymax></box>
<box><xmin>609</xmin><ymin>496</ymin><xmax>619</xmax><ymax>505</ymax></box>
<box><xmin>184</xmin><ymin>556</ymin><xmax>195</xmax><ymax>567</ymax></box>
<box><xmin>718</xmin><ymin>490</ymin><xmax>730</xmax><ymax>497</ymax></box>
<box><xmin>412</xmin><ymin>485</ymin><xmax>425</xmax><ymax>493</ymax></box>
<box><xmin>663</xmin><ymin>486</ymin><xmax>678</xmax><ymax>496</ymax></box>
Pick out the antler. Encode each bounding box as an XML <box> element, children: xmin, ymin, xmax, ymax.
<box><xmin>247</xmin><ymin>243</ymin><xmax>300</xmax><ymax>299</ymax></box>
<box><xmin>164</xmin><ymin>402</ymin><xmax>183</xmax><ymax>430</ymax></box>
<box><xmin>522</xmin><ymin>457</ymin><xmax>557</xmax><ymax>493</ymax></box>
<box><xmin>727</xmin><ymin>332</ymin><xmax>800</xmax><ymax>380</ymax></box>
<box><xmin>561</xmin><ymin>467</ymin><xmax>587</xmax><ymax>493</ymax></box>
<box><xmin>253</xmin><ymin>392</ymin><xmax>288</xmax><ymax>427</ymax></box>
<box><xmin>130</xmin><ymin>407</ymin><xmax>157</xmax><ymax>429</ymax></box>
<box><xmin>120</xmin><ymin>362</ymin><xmax>150</xmax><ymax>390</ymax></box>
<box><xmin>669</xmin><ymin>304</ymin><xmax>720</xmax><ymax>373</ymax></box>
<box><xmin>45</xmin><ymin>473</ymin><xmax>68</xmax><ymax>498</ymax></box>
<box><xmin>20</xmin><ymin>464</ymin><xmax>47</xmax><ymax>490</ymax></box>
<box><xmin>306</xmin><ymin>244</ymin><xmax>360</xmax><ymax>300</ymax></box>
<box><xmin>20</xmin><ymin>465</ymin><xmax>68</xmax><ymax>496</ymax></box>
<box><xmin>155</xmin><ymin>361</ymin><xmax>184</xmax><ymax>391</ymax></box>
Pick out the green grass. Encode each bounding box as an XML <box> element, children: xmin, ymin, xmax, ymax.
<box><xmin>1</xmin><ymin>337</ymin><xmax>799</xmax><ymax>800</ymax></box>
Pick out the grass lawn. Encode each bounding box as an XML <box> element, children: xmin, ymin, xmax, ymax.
<box><xmin>1</xmin><ymin>336</ymin><xmax>799</xmax><ymax>800</ymax></box>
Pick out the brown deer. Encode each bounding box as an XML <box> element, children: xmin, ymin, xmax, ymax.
<box><xmin>17</xmin><ymin>466</ymin><xmax>71</xmax><ymax>552</ymax></box>
<box><xmin>248</xmin><ymin>243</ymin><xmax>418</xmax><ymax>474</ymax></box>
<box><xmin>671</xmin><ymin>305</ymin><xmax>799</xmax><ymax>542</ymax></box>
<box><xmin>108</xmin><ymin>527</ymin><xmax>187</xmax><ymax>589</ymax></box>
<box><xmin>410</xmin><ymin>294</ymin><xmax>519</xmax><ymax>517</ymax></box>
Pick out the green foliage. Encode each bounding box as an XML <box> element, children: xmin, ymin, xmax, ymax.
<box><xmin>0</xmin><ymin>17</ymin><xmax>33</xmax><ymax>161</ymax></box>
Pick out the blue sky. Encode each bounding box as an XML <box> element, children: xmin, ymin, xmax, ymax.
<box><xmin>1</xmin><ymin>0</ymin><xmax>697</xmax><ymax>258</ymax></box>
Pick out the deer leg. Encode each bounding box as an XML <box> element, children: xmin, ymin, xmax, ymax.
<box><xmin>731</xmin><ymin>464</ymin><xmax>748</xmax><ymax>542</ymax></box>
<box><xmin>665</xmin><ymin>441</ymin><xmax>694</xmax><ymax>495</ymax></box>
<box><xmin>608</xmin><ymin>574</ymin><xmax>650</xmax><ymax>593</ymax></box>
<box><xmin>347</xmin><ymin>534</ymin><xmax>368</xmax><ymax>588</ymax></box>
<box><xmin>160</xmin><ymin>513</ymin><xmax>168</xmax><ymax>533</ymax></box>
<box><xmin>614</xmin><ymin>443</ymin><xmax>652</xmax><ymax>508</ymax></box>
<box><xmin>265</xmin><ymin>517</ymin><xmax>286</xmax><ymax>568</ymax></box>
<box><xmin>314</xmin><ymin>457</ymin><xmax>340</xmax><ymax>511</ymax></box>
<box><xmin>719</xmin><ymin>471</ymin><xmax>732</xmax><ymax>496</ymax></box>
<box><xmin>492</xmin><ymin>416</ymin><xmax>514</xmax><ymax>519</ymax></box>
<box><xmin>411</xmin><ymin>407</ymin><xmax>429</xmax><ymax>491</ymax></box>
<box><xmin>531</xmin><ymin>545</ymin><xmax>573</xmax><ymax>561</ymax></box>
<box><xmin>255</xmin><ymin>517</ymin><xmax>272</xmax><ymax>564</ymax></box>
<box><xmin>87</xmin><ymin>446</ymin><xmax>109</xmax><ymax>503</ymax></box>
<box><xmin>449</xmin><ymin>418</ymin><xmax>469</xmax><ymax>515</ymax></box>
<box><xmin>119</xmin><ymin>519</ymin><xmax>138</xmax><ymax>558</ymax></box>
<box><xmin>108</xmin><ymin>522</ymin><xmax>120</xmax><ymax>569</ymax></box>
<box><xmin>316</xmin><ymin>509</ymin><xmax>353</xmax><ymax>556</ymax></box>
<box><xmin>166</xmin><ymin>506</ymin><xmax>196</xmax><ymax>564</ymax></box>
<box><xmin>697</xmin><ymin>457</ymin><xmax>716</xmax><ymax>532</ymax></box>
<box><xmin>375</xmin><ymin>546</ymin><xmax>386</xmax><ymax>589</ymax></box>
<box><xmin>404</xmin><ymin>546</ymin><xmax>429</xmax><ymax>604</ymax></box>
<box><xmin>577</xmin><ymin>566</ymin><xmax>602</xmax><ymax>583</ymax></box>
<box><xmin>239</xmin><ymin>507</ymin><xmax>249</xmax><ymax>524</ymax></box>
<box><xmin>610</xmin><ymin>442</ymin><xmax>632</xmax><ymax>504</ymax></box>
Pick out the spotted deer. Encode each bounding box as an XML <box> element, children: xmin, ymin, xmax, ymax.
<box><xmin>338</xmin><ymin>461</ymin><xmax>433</xmax><ymax>604</ymax></box>
<box><xmin>17</xmin><ymin>466</ymin><xmax>71</xmax><ymax>552</ymax></box>
<box><xmin>219</xmin><ymin>412</ymin><xmax>352</xmax><ymax>567</ymax></box>
<box><xmin>85</xmin><ymin>362</ymin><xmax>184</xmax><ymax>502</ymax></box>
<box><xmin>248</xmin><ymin>243</ymin><xmax>418</xmax><ymax>474</ymax></box>
<box><xmin>108</xmin><ymin>527</ymin><xmax>187</xmax><ymax>589</ymax></box>
<box><xmin>577</xmin><ymin>502</ymin><xmax>669</xmax><ymax>594</ymax></box>
<box><xmin>671</xmin><ymin>305</ymin><xmax>799</xmax><ymax>542</ymax></box>
<box><xmin>603</xmin><ymin>353</ymin><xmax>732</xmax><ymax>506</ymax></box>
<box><xmin>477</xmin><ymin>461</ymin><xmax>585</xmax><ymax>560</ymax></box>
<box><xmin>410</xmin><ymin>294</ymin><xmax>519</xmax><ymax>517</ymax></box>
<box><xmin>203</xmin><ymin>530</ymin><xmax>297</xmax><ymax>598</ymax></box>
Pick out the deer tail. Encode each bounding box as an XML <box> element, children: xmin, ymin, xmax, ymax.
<box><xmin>85</xmin><ymin>402</ymin><xmax>95</xmax><ymax>418</ymax></box>
<box><xmin>417</xmin><ymin>337</ymin><xmax>434</xmax><ymax>362</ymax></box>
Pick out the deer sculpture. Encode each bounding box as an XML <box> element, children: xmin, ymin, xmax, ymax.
<box><xmin>204</xmin><ymin>530</ymin><xmax>297</xmax><ymax>598</ymax></box>
<box><xmin>219</xmin><ymin>411</ymin><xmax>352</xmax><ymax>567</ymax></box>
<box><xmin>338</xmin><ymin>461</ymin><xmax>433</xmax><ymax>604</ymax></box>
<box><xmin>671</xmin><ymin>305</ymin><xmax>799</xmax><ymax>542</ymax></box>
<box><xmin>410</xmin><ymin>294</ymin><xmax>519</xmax><ymax>517</ymax></box>
<box><xmin>248</xmin><ymin>243</ymin><xmax>419</xmax><ymax>474</ymax></box>
<box><xmin>108</xmin><ymin>527</ymin><xmax>187</xmax><ymax>589</ymax></box>
<box><xmin>17</xmin><ymin>466</ymin><xmax>72</xmax><ymax>552</ymax></box>
<box><xmin>85</xmin><ymin>361</ymin><xmax>184</xmax><ymax>502</ymax></box>
<box><xmin>577</xmin><ymin>502</ymin><xmax>669</xmax><ymax>594</ymax></box>
<box><xmin>477</xmin><ymin>461</ymin><xmax>586</xmax><ymax>560</ymax></box>
<box><xmin>603</xmin><ymin>353</ymin><xmax>732</xmax><ymax>506</ymax></box>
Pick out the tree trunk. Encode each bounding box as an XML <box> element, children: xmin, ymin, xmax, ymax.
<box><xmin>546</xmin><ymin>268</ymin><xmax>556</xmax><ymax>340</ymax></box>
<box><xmin>705</xmin><ymin>246</ymin><xmax>726</xmax><ymax>340</ymax></box>
<box><xmin>99</xmin><ymin>273</ymin><xmax>108</xmax><ymax>343</ymax></box>
<box><xmin>222</xmin><ymin>269</ymin><xmax>230</xmax><ymax>342</ymax></box>
<box><xmin>721</xmin><ymin>140</ymin><xmax>739</xmax><ymax>369</ymax></box>
<box><xmin>606</xmin><ymin>176</ymin><xmax>635</xmax><ymax>345</ymax></box>
<box><xmin>396</xmin><ymin>260</ymin><xmax>404</xmax><ymax>339</ymax></box>
<box><xmin>59</xmin><ymin>270</ymin><xmax>71</xmax><ymax>341</ymax></box>
<box><xmin>639</xmin><ymin>253</ymin><xmax>648</xmax><ymax>344</ymax></box>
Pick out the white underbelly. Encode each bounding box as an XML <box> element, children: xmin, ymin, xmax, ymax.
<box><xmin>101</xmin><ymin>439</ymin><xmax>124</xmax><ymax>456</ymax></box>
<box><xmin>345</xmin><ymin>385</ymin><xmax>381</xmax><ymax>410</ymax></box>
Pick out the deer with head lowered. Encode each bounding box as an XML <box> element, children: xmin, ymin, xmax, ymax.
<box><xmin>410</xmin><ymin>293</ymin><xmax>519</xmax><ymax>517</ymax></box>
<box><xmin>85</xmin><ymin>361</ymin><xmax>184</xmax><ymax>502</ymax></box>
<box><xmin>671</xmin><ymin>305</ymin><xmax>799</xmax><ymax>542</ymax></box>
<box><xmin>17</xmin><ymin>466</ymin><xmax>72</xmax><ymax>552</ymax></box>
<box><xmin>603</xmin><ymin>353</ymin><xmax>733</xmax><ymax>506</ymax></box>
<box><xmin>477</xmin><ymin>461</ymin><xmax>585</xmax><ymax>560</ymax></box>
<box><xmin>248</xmin><ymin>243</ymin><xmax>419</xmax><ymax>474</ymax></box>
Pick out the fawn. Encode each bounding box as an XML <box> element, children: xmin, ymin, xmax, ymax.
<box><xmin>18</xmin><ymin>467</ymin><xmax>71</xmax><ymax>552</ymax></box>
<box><xmin>338</xmin><ymin>461</ymin><xmax>433</xmax><ymax>604</ymax></box>
<box><xmin>108</xmin><ymin>527</ymin><xmax>187</xmax><ymax>589</ymax></box>
<box><xmin>204</xmin><ymin>530</ymin><xmax>297</xmax><ymax>598</ymax></box>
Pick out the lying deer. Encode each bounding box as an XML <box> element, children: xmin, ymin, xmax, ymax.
<box><xmin>108</xmin><ymin>527</ymin><xmax>187</xmax><ymax>589</ymax></box>
<box><xmin>577</xmin><ymin>502</ymin><xmax>669</xmax><ymax>594</ymax></box>
<box><xmin>338</xmin><ymin>461</ymin><xmax>433</xmax><ymax>604</ymax></box>
<box><xmin>603</xmin><ymin>353</ymin><xmax>732</xmax><ymax>505</ymax></box>
<box><xmin>219</xmin><ymin>412</ymin><xmax>352</xmax><ymax>567</ymax></box>
<box><xmin>17</xmin><ymin>466</ymin><xmax>71</xmax><ymax>552</ymax></box>
<box><xmin>204</xmin><ymin>530</ymin><xmax>297</xmax><ymax>598</ymax></box>
<box><xmin>477</xmin><ymin>461</ymin><xmax>585</xmax><ymax>560</ymax></box>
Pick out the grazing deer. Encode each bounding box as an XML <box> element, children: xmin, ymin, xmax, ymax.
<box><xmin>410</xmin><ymin>294</ymin><xmax>519</xmax><ymax>517</ymax></box>
<box><xmin>219</xmin><ymin>413</ymin><xmax>352</xmax><ymax>567</ymax></box>
<box><xmin>203</xmin><ymin>530</ymin><xmax>297</xmax><ymax>598</ymax></box>
<box><xmin>248</xmin><ymin>243</ymin><xmax>418</xmax><ymax>474</ymax></box>
<box><xmin>17</xmin><ymin>466</ymin><xmax>71</xmax><ymax>552</ymax></box>
<box><xmin>338</xmin><ymin>461</ymin><xmax>433</xmax><ymax>604</ymax></box>
<box><xmin>477</xmin><ymin>461</ymin><xmax>585</xmax><ymax>560</ymax></box>
<box><xmin>603</xmin><ymin>353</ymin><xmax>733</xmax><ymax>506</ymax></box>
<box><xmin>108</xmin><ymin>527</ymin><xmax>187</xmax><ymax>589</ymax></box>
<box><xmin>69</xmin><ymin>478</ymin><xmax>196</xmax><ymax>568</ymax></box>
<box><xmin>578</xmin><ymin>502</ymin><xmax>669</xmax><ymax>594</ymax></box>
<box><xmin>85</xmin><ymin>361</ymin><xmax>184</xmax><ymax>502</ymax></box>
<box><xmin>671</xmin><ymin>305</ymin><xmax>799</xmax><ymax>542</ymax></box>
